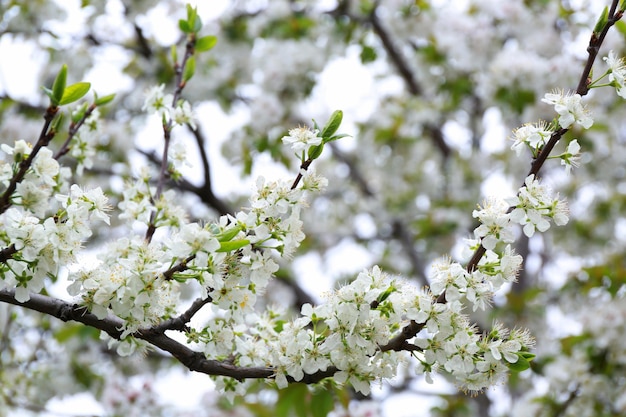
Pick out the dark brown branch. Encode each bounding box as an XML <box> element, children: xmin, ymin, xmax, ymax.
<box><xmin>368</xmin><ymin>8</ymin><xmax>421</xmax><ymax>96</ymax></box>
<box><xmin>0</xmin><ymin>244</ymin><xmax>17</xmax><ymax>263</ymax></box>
<box><xmin>149</xmin><ymin>296</ymin><xmax>212</xmax><ymax>333</ymax></box>
<box><xmin>368</xmin><ymin>6</ymin><xmax>451</xmax><ymax>158</ymax></box>
<box><xmin>188</xmin><ymin>126</ymin><xmax>235</xmax><ymax>215</ymax></box>
<box><xmin>0</xmin><ymin>289</ymin><xmax>275</xmax><ymax>380</ymax></box>
<box><xmin>136</xmin><ymin>146</ymin><xmax>234</xmax><ymax>216</ymax></box>
<box><xmin>291</xmin><ymin>159</ymin><xmax>313</xmax><ymax>189</ymax></box>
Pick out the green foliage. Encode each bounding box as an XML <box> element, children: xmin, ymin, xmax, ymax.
<box><xmin>565</xmin><ymin>255</ymin><xmax>626</xmax><ymax>296</ymax></box>
<box><xmin>183</xmin><ymin>56</ymin><xmax>196</xmax><ymax>82</ymax></box>
<box><xmin>59</xmin><ymin>82</ymin><xmax>91</xmax><ymax>106</ymax></box>
<box><xmin>53</xmin><ymin>323</ymin><xmax>101</xmax><ymax>342</ymax></box>
<box><xmin>217</xmin><ymin>239</ymin><xmax>251</xmax><ymax>252</ymax></box>
<box><xmin>41</xmin><ymin>64</ymin><xmax>91</xmax><ymax>107</ymax></box>
<box><xmin>179</xmin><ymin>4</ymin><xmax>202</xmax><ymax>34</ymax></box>
<box><xmin>594</xmin><ymin>6</ymin><xmax>609</xmax><ymax>34</ymax></box>
<box><xmin>320</xmin><ymin>110</ymin><xmax>343</xmax><ymax>140</ymax></box>
<box><xmin>94</xmin><ymin>93</ymin><xmax>115</xmax><ymax>106</ymax></box>
<box><xmin>494</xmin><ymin>85</ymin><xmax>536</xmax><ymax>114</ymax></box>
<box><xmin>359</xmin><ymin>44</ymin><xmax>377</xmax><ymax>64</ymax></box>
<box><xmin>261</xmin><ymin>14</ymin><xmax>316</xmax><ymax>39</ymax></box>
<box><xmin>276</xmin><ymin>384</ymin><xmax>335</xmax><ymax>417</ymax></box>
<box><xmin>195</xmin><ymin>35</ymin><xmax>218</xmax><ymax>52</ymax></box>
<box><xmin>439</xmin><ymin>75</ymin><xmax>474</xmax><ymax>109</ymax></box>
<box><xmin>507</xmin><ymin>351</ymin><xmax>536</xmax><ymax>373</ymax></box>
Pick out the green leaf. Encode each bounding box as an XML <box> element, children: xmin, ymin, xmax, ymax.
<box><xmin>41</xmin><ymin>86</ymin><xmax>56</xmax><ymax>105</ymax></box>
<box><xmin>192</xmin><ymin>17</ymin><xmax>202</xmax><ymax>33</ymax></box>
<box><xmin>508</xmin><ymin>352</ymin><xmax>533</xmax><ymax>373</ymax></box>
<box><xmin>94</xmin><ymin>93</ymin><xmax>115</xmax><ymax>106</ymax></box>
<box><xmin>307</xmin><ymin>143</ymin><xmax>324</xmax><ymax>160</ymax></box>
<box><xmin>508</xmin><ymin>357</ymin><xmax>530</xmax><ymax>372</ymax></box>
<box><xmin>360</xmin><ymin>44</ymin><xmax>377</xmax><ymax>63</ymax></box>
<box><xmin>215</xmin><ymin>225</ymin><xmax>242</xmax><ymax>242</ymax></box>
<box><xmin>277</xmin><ymin>384</ymin><xmax>309</xmax><ymax>417</ymax></box>
<box><xmin>59</xmin><ymin>82</ymin><xmax>91</xmax><ymax>105</ymax></box>
<box><xmin>179</xmin><ymin>19</ymin><xmax>191</xmax><ymax>33</ymax></box>
<box><xmin>519</xmin><ymin>352</ymin><xmax>536</xmax><ymax>361</ymax></box>
<box><xmin>71</xmin><ymin>103</ymin><xmax>88</xmax><ymax>123</ymax></box>
<box><xmin>52</xmin><ymin>64</ymin><xmax>68</xmax><ymax>104</ymax></box>
<box><xmin>217</xmin><ymin>239</ymin><xmax>250</xmax><ymax>252</ymax></box>
<box><xmin>185</xmin><ymin>4</ymin><xmax>202</xmax><ymax>33</ymax></box>
<box><xmin>594</xmin><ymin>6</ymin><xmax>609</xmax><ymax>34</ymax></box>
<box><xmin>183</xmin><ymin>56</ymin><xmax>196</xmax><ymax>82</ymax></box>
<box><xmin>311</xmin><ymin>389</ymin><xmax>335</xmax><ymax>417</ymax></box>
<box><xmin>171</xmin><ymin>45</ymin><xmax>178</xmax><ymax>64</ymax></box>
<box><xmin>320</xmin><ymin>110</ymin><xmax>343</xmax><ymax>139</ymax></box>
<box><xmin>195</xmin><ymin>35</ymin><xmax>217</xmax><ymax>52</ymax></box>
<box><xmin>51</xmin><ymin>112</ymin><xmax>65</xmax><ymax>133</ymax></box>
<box><xmin>324</xmin><ymin>133</ymin><xmax>350</xmax><ymax>143</ymax></box>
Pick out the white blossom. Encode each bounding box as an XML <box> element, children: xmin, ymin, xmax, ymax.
<box><xmin>542</xmin><ymin>90</ymin><xmax>593</xmax><ymax>129</ymax></box>
<box><xmin>281</xmin><ymin>126</ymin><xmax>322</xmax><ymax>153</ymax></box>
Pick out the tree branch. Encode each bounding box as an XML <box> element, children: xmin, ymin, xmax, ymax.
<box><xmin>0</xmin><ymin>289</ymin><xmax>275</xmax><ymax>380</ymax></box>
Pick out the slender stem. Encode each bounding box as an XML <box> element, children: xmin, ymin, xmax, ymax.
<box><xmin>53</xmin><ymin>104</ymin><xmax>97</xmax><ymax>160</ymax></box>
<box><xmin>146</xmin><ymin>35</ymin><xmax>197</xmax><ymax>242</ymax></box>
<box><xmin>290</xmin><ymin>159</ymin><xmax>313</xmax><ymax>189</ymax></box>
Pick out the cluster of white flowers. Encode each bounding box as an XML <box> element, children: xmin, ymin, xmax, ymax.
<box><xmin>142</xmin><ymin>84</ymin><xmax>196</xmax><ymax>129</ymax></box>
<box><xmin>69</xmin><ymin>163</ymin><xmax>326</xmax><ymax>339</ymax></box>
<box><xmin>0</xmin><ymin>141</ymin><xmax>110</xmax><ymax>302</ymax></box>
<box><xmin>506</xmin><ymin>174</ymin><xmax>568</xmax><ymax>237</ymax></box>
<box><xmin>510</xmin><ymin>121</ymin><xmax>554</xmax><ymax>156</ymax></box>
<box><xmin>62</xmin><ymin>87</ymin><xmax>574</xmax><ymax>394</ymax></box>
<box><xmin>0</xmin><ymin>141</ymin><xmax>64</xmax><ymax>217</ymax></box>
<box><xmin>541</xmin><ymin>90</ymin><xmax>593</xmax><ymax>129</ymax></box>
<box><xmin>604</xmin><ymin>50</ymin><xmax>626</xmax><ymax>98</ymax></box>
<box><xmin>214</xmin><ymin>265</ymin><xmax>535</xmax><ymax>396</ymax></box>
<box><xmin>118</xmin><ymin>166</ymin><xmax>187</xmax><ymax>228</ymax></box>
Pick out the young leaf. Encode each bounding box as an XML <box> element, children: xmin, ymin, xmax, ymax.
<box><xmin>324</xmin><ymin>133</ymin><xmax>350</xmax><ymax>143</ymax></box>
<box><xmin>195</xmin><ymin>35</ymin><xmax>217</xmax><ymax>52</ymax></box>
<box><xmin>217</xmin><ymin>239</ymin><xmax>250</xmax><ymax>252</ymax></box>
<box><xmin>186</xmin><ymin>4</ymin><xmax>202</xmax><ymax>33</ymax></box>
<box><xmin>51</xmin><ymin>112</ymin><xmax>65</xmax><ymax>133</ymax></box>
<box><xmin>320</xmin><ymin>109</ymin><xmax>343</xmax><ymax>139</ymax></box>
<box><xmin>71</xmin><ymin>103</ymin><xmax>88</xmax><ymax>123</ymax></box>
<box><xmin>178</xmin><ymin>19</ymin><xmax>190</xmax><ymax>33</ymax></box>
<box><xmin>508</xmin><ymin>358</ymin><xmax>530</xmax><ymax>372</ymax></box>
<box><xmin>94</xmin><ymin>93</ymin><xmax>115</xmax><ymax>106</ymax></box>
<box><xmin>215</xmin><ymin>225</ymin><xmax>242</xmax><ymax>242</ymax></box>
<box><xmin>183</xmin><ymin>56</ymin><xmax>196</xmax><ymax>82</ymax></box>
<box><xmin>59</xmin><ymin>82</ymin><xmax>91</xmax><ymax>106</ymax></box>
<box><xmin>52</xmin><ymin>64</ymin><xmax>68</xmax><ymax>104</ymax></box>
<box><xmin>307</xmin><ymin>143</ymin><xmax>324</xmax><ymax>160</ymax></box>
<box><xmin>593</xmin><ymin>6</ymin><xmax>609</xmax><ymax>34</ymax></box>
<box><xmin>171</xmin><ymin>45</ymin><xmax>178</xmax><ymax>64</ymax></box>
<box><xmin>41</xmin><ymin>87</ymin><xmax>57</xmax><ymax>106</ymax></box>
